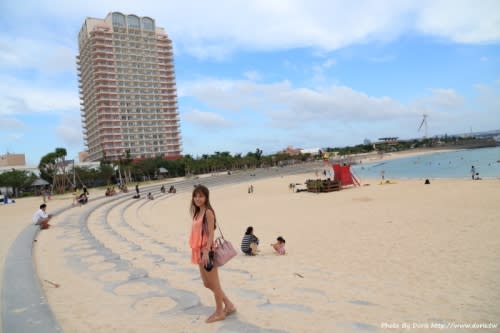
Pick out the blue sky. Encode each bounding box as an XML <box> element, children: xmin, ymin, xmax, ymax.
<box><xmin>1</xmin><ymin>0</ymin><xmax>499</xmax><ymax>165</ymax></box>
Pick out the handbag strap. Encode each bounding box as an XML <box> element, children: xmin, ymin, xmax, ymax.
<box><xmin>216</xmin><ymin>223</ymin><xmax>225</xmax><ymax>239</ymax></box>
<box><xmin>201</xmin><ymin>209</ymin><xmax>225</xmax><ymax>240</ymax></box>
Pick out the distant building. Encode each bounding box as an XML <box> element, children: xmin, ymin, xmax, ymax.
<box><xmin>376</xmin><ymin>137</ymin><xmax>399</xmax><ymax>145</ymax></box>
<box><xmin>300</xmin><ymin>148</ymin><xmax>321</xmax><ymax>155</ymax></box>
<box><xmin>0</xmin><ymin>153</ymin><xmax>26</xmax><ymax>167</ymax></box>
<box><xmin>78</xmin><ymin>151</ymin><xmax>89</xmax><ymax>163</ymax></box>
<box><xmin>77</xmin><ymin>12</ymin><xmax>182</xmax><ymax>162</ymax></box>
<box><xmin>281</xmin><ymin>146</ymin><xmax>302</xmax><ymax>156</ymax></box>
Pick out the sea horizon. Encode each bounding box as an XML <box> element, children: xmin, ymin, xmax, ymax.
<box><xmin>352</xmin><ymin>146</ymin><xmax>500</xmax><ymax>180</ymax></box>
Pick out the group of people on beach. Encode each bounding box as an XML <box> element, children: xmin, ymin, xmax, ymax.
<box><xmin>240</xmin><ymin>226</ymin><xmax>286</xmax><ymax>256</ymax></box>
<box><xmin>470</xmin><ymin>165</ymin><xmax>482</xmax><ymax>180</ymax></box>
<box><xmin>160</xmin><ymin>184</ymin><xmax>177</xmax><ymax>194</ymax></box>
<box><xmin>105</xmin><ymin>186</ymin><xmax>117</xmax><ymax>196</ymax></box>
<box><xmin>32</xmin><ymin>182</ymin><xmax>282</xmax><ymax>325</ymax></box>
<box><xmin>72</xmin><ymin>186</ymin><xmax>89</xmax><ymax>206</ymax></box>
<box><xmin>133</xmin><ymin>184</ymin><xmax>177</xmax><ymax>200</ymax></box>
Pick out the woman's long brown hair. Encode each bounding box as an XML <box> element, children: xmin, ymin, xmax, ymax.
<box><xmin>190</xmin><ymin>185</ymin><xmax>216</xmax><ymax>228</ymax></box>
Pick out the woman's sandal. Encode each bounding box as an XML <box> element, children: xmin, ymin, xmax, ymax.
<box><xmin>205</xmin><ymin>313</ymin><xmax>226</xmax><ymax>323</ymax></box>
<box><xmin>224</xmin><ymin>307</ymin><xmax>237</xmax><ymax>316</ymax></box>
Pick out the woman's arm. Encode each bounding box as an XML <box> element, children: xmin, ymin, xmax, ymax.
<box><xmin>204</xmin><ymin>209</ymin><xmax>216</xmax><ymax>250</ymax></box>
<box><xmin>200</xmin><ymin>209</ymin><xmax>216</xmax><ymax>267</ymax></box>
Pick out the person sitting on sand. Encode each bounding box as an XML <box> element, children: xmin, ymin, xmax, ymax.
<box><xmin>271</xmin><ymin>236</ymin><xmax>286</xmax><ymax>255</ymax></box>
<box><xmin>33</xmin><ymin>203</ymin><xmax>52</xmax><ymax>230</ymax></box>
<box><xmin>78</xmin><ymin>192</ymin><xmax>88</xmax><ymax>205</ymax></box>
<box><xmin>147</xmin><ymin>192</ymin><xmax>154</xmax><ymax>200</ymax></box>
<box><xmin>105</xmin><ymin>187</ymin><xmax>111</xmax><ymax>196</ymax></box>
<box><xmin>241</xmin><ymin>226</ymin><xmax>259</xmax><ymax>255</ymax></box>
<box><xmin>160</xmin><ymin>185</ymin><xmax>166</xmax><ymax>193</ymax></box>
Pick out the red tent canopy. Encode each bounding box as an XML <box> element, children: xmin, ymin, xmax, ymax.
<box><xmin>332</xmin><ymin>164</ymin><xmax>360</xmax><ymax>187</ymax></box>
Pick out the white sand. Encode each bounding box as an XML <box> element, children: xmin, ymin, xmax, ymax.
<box><xmin>0</xmin><ymin>194</ymin><xmax>72</xmax><ymax>332</ymax></box>
<box><xmin>26</xmin><ymin>174</ymin><xmax>500</xmax><ymax>332</ymax></box>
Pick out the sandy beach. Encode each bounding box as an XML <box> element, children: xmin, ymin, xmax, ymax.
<box><xmin>1</xmin><ymin>171</ymin><xmax>492</xmax><ymax>333</ymax></box>
<box><xmin>346</xmin><ymin>148</ymin><xmax>461</xmax><ymax>165</ymax></box>
<box><xmin>0</xmin><ymin>194</ymin><xmax>74</xmax><ymax>332</ymax></box>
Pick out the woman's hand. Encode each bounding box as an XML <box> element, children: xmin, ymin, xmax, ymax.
<box><xmin>201</xmin><ymin>249</ymin><xmax>209</xmax><ymax>267</ymax></box>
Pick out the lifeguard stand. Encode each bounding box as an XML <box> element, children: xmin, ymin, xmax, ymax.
<box><xmin>332</xmin><ymin>164</ymin><xmax>360</xmax><ymax>187</ymax></box>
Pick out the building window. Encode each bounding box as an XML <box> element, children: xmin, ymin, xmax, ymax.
<box><xmin>142</xmin><ymin>17</ymin><xmax>154</xmax><ymax>31</ymax></box>
<box><xmin>112</xmin><ymin>13</ymin><xmax>126</xmax><ymax>26</ymax></box>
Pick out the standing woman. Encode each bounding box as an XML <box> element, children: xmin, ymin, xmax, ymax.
<box><xmin>189</xmin><ymin>185</ymin><xmax>236</xmax><ymax>323</ymax></box>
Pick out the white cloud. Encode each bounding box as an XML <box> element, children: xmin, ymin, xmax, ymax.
<box><xmin>415</xmin><ymin>0</ymin><xmax>500</xmax><ymax>43</ymax></box>
<box><xmin>0</xmin><ymin>75</ymin><xmax>79</xmax><ymax>115</ymax></box>
<box><xmin>183</xmin><ymin>109</ymin><xmax>232</xmax><ymax>128</ymax></box>
<box><xmin>243</xmin><ymin>70</ymin><xmax>261</xmax><ymax>81</ymax></box>
<box><xmin>0</xmin><ymin>36</ymin><xmax>76</xmax><ymax>75</ymax></box>
<box><xmin>182</xmin><ymin>77</ymin><xmax>500</xmax><ymax>140</ymax></box>
<box><xmin>0</xmin><ymin>117</ymin><xmax>26</xmax><ymax>130</ymax></box>
<box><xmin>2</xmin><ymin>0</ymin><xmax>499</xmax><ymax>60</ymax></box>
<box><xmin>56</xmin><ymin>114</ymin><xmax>84</xmax><ymax>147</ymax></box>
<box><xmin>182</xmin><ymin>78</ymin><xmax>409</xmax><ymax>126</ymax></box>
<box><xmin>424</xmin><ymin>88</ymin><xmax>465</xmax><ymax>109</ymax></box>
<box><xmin>322</xmin><ymin>58</ymin><xmax>337</xmax><ymax>69</ymax></box>
<box><xmin>475</xmin><ymin>83</ymin><xmax>500</xmax><ymax>112</ymax></box>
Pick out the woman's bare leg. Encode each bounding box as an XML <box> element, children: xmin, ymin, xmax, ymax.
<box><xmin>206</xmin><ymin>267</ymin><xmax>225</xmax><ymax>321</ymax></box>
<box><xmin>210</xmin><ymin>268</ymin><xmax>236</xmax><ymax>314</ymax></box>
<box><xmin>198</xmin><ymin>265</ymin><xmax>235</xmax><ymax>322</ymax></box>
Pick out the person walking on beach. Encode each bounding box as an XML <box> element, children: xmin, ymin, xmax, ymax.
<box><xmin>470</xmin><ymin>166</ymin><xmax>476</xmax><ymax>180</ymax></box>
<box><xmin>135</xmin><ymin>184</ymin><xmax>140</xmax><ymax>195</ymax></box>
<box><xmin>189</xmin><ymin>185</ymin><xmax>236</xmax><ymax>323</ymax></box>
<box><xmin>33</xmin><ymin>203</ymin><xmax>52</xmax><ymax>230</ymax></box>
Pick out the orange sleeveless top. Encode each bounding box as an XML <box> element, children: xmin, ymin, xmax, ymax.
<box><xmin>189</xmin><ymin>213</ymin><xmax>211</xmax><ymax>264</ymax></box>
<box><xmin>189</xmin><ymin>214</ymin><xmax>208</xmax><ymax>249</ymax></box>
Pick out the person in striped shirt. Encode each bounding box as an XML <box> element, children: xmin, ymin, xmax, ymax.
<box><xmin>241</xmin><ymin>226</ymin><xmax>259</xmax><ymax>255</ymax></box>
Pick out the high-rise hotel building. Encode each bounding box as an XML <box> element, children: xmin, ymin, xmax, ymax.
<box><xmin>77</xmin><ymin>12</ymin><xmax>181</xmax><ymax>161</ymax></box>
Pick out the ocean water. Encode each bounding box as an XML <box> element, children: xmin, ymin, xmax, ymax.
<box><xmin>351</xmin><ymin>147</ymin><xmax>500</xmax><ymax>180</ymax></box>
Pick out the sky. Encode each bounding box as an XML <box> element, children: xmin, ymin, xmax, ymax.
<box><xmin>0</xmin><ymin>0</ymin><xmax>499</xmax><ymax>165</ymax></box>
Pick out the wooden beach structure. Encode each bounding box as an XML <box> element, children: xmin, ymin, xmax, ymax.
<box><xmin>305</xmin><ymin>164</ymin><xmax>360</xmax><ymax>193</ymax></box>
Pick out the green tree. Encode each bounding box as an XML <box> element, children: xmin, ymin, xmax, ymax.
<box><xmin>99</xmin><ymin>165</ymin><xmax>115</xmax><ymax>185</ymax></box>
<box><xmin>0</xmin><ymin>169</ymin><xmax>37</xmax><ymax>197</ymax></box>
<box><xmin>38</xmin><ymin>148</ymin><xmax>68</xmax><ymax>193</ymax></box>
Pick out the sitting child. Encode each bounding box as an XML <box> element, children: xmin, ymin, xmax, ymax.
<box><xmin>271</xmin><ymin>236</ymin><xmax>286</xmax><ymax>255</ymax></box>
<box><xmin>147</xmin><ymin>192</ymin><xmax>154</xmax><ymax>200</ymax></box>
<box><xmin>241</xmin><ymin>226</ymin><xmax>259</xmax><ymax>255</ymax></box>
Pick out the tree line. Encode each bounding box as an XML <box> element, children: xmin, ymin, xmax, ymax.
<box><xmin>1</xmin><ymin>134</ymin><xmax>486</xmax><ymax>197</ymax></box>
<box><xmin>0</xmin><ymin>147</ymin><xmax>313</xmax><ymax>197</ymax></box>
